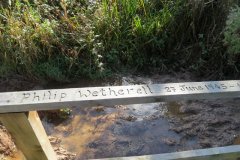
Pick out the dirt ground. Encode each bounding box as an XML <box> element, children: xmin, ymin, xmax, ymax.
<box><xmin>0</xmin><ymin>125</ymin><xmax>15</xmax><ymax>157</ymax></box>
<box><xmin>0</xmin><ymin>73</ymin><xmax>240</xmax><ymax>159</ymax></box>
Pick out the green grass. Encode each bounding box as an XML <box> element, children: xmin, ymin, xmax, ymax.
<box><xmin>96</xmin><ymin>0</ymin><xmax>183</xmax><ymax>69</ymax></box>
<box><xmin>0</xmin><ymin>0</ymin><xmax>239</xmax><ymax>81</ymax></box>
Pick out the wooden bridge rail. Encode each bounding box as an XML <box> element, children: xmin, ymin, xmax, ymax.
<box><xmin>0</xmin><ymin>80</ymin><xmax>240</xmax><ymax>159</ymax></box>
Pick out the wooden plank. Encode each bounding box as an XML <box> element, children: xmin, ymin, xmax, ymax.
<box><xmin>0</xmin><ymin>80</ymin><xmax>240</xmax><ymax>113</ymax></box>
<box><xmin>94</xmin><ymin>145</ymin><xmax>240</xmax><ymax>160</ymax></box>
<box><xmin>0</xmin><ymin>111</ymin><xmax>57</xmax><ymax>160</ymax></box>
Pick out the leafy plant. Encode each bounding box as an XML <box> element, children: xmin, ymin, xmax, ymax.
<box><xmin>224</xmin><ymin>6</ymin><xmax>240</xmax><ymax>65</ymax></box>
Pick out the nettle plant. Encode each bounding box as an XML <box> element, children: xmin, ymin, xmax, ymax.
<box><xmin>224</xmin><ymin>6</ymin><xmax>240</xmax><ymax>65</ymax></box>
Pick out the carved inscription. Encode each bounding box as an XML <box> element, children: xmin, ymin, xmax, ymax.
<box><xmin>20</xmin><ymin>85</ymin><xmax>154</xmax><ymax>103</ymax></box>
<box><xmin>21</xmin><ymin>91</ymin><xmax>68</xmax><ymax>102</ymax></box>
<box><xmin>1</xmin><ymin>80</ymin><xmax>240</xmax><ymax>113</ymax></box>
<box><xmin>163</xmin><ymin>82</ymin><xmax>240</xmax><ymax>93</ymax></box>
<box><xmin>77</xmin><ymin>86</ymin><xmax>152</xmax><ymax>98</ymax></box>
<box><xmin>16</xmin><ymin>81</ymin><xmax>240</xmax><ymax>104</ymax></box>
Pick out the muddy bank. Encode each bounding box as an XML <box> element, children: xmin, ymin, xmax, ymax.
<box><xmin>169</xmin><ymin>99</ymin><xmax>240</xmax><ymax>148</ymax></box>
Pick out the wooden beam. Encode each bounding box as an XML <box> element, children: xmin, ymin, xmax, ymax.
<box><xmin>0</xmin><ymin>80</ymin><xmax>240</xmax><ymax>113</ymax></box>
<box><xmin>94</xmin><ymin>145</ymin><xmax>240</xmax><ymax>160</ymax></box>
<box><xmin>0</xmin><ymin>111</ymin><xmax>57</xmax><ymax>160</ymax></box>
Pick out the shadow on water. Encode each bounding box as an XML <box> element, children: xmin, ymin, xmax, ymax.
<box><xmin>42</xmin><ymin>76</ymin><xmax>198</xmax><ymax>159</ymax></box>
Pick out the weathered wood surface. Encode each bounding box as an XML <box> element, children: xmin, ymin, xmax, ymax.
<box><xmin>0</xmin><ymin>111</ymin><xmax>57</xmax><ymax>160</ymax></box>
<box><xmin>0</xmin><ymin>80</ymin><xmax>240</xmax><ymax>113</ymax></box>
<box><xmin>95</xmin><ymin>145</ymin><xmax>240</xmax><ymax>160</ymax></box>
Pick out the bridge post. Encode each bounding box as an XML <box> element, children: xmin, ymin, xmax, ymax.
<box><xmin>0</xmin><ymin>111</ymin><xmax>57</xmax><ymax>160</ymax></box>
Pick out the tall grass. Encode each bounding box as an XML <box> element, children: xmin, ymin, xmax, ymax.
<box><xmin>95</xmin><ymin>0</ymin><xmax>182</xmax><ymax>70</ymax></box>
<box><xmin>0</xmin><ymin>0</ymin><xmax>238</xmax><ymax>81</ymax></box>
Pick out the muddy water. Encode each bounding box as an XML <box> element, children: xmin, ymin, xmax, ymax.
<box><xmin>41</xmin><ymin>75</ymin><xmax>199</xmax><ymax>159</ymax></box>
<box><xmin>44</xmin><ymin>104</ymin><xmax>184</xmax><ymax>159</ymax></box>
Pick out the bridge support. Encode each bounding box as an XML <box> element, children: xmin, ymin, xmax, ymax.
<box><xmin>0</xmin><ymin>111</ymin><xmax>57</xmax><ymax>160</ymax></box>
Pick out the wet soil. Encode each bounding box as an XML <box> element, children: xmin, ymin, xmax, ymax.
<box><xmin>0</xmin><ymin>73</ymin><xmax>240</xmax><ymax>159</ymax></box>
<box><xmin>169</xmin><ymin>100</ymin><xmax>240</xmax><ymax>148</ymax></box>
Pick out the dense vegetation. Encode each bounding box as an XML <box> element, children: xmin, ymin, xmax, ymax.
<box><xmin>0</xmin><ymin>0</ymin><xmax>239</xmax><ymax>81</ymax></box>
